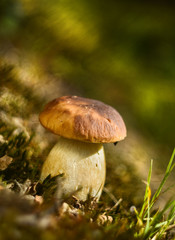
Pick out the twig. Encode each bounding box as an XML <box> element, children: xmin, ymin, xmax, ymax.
<box><xmin>165</xmin><ymin>223</ymin><xmax>175</xmax><ymax>232</ymax></box>
<box><xmin>110</xmin><ymin>198</ymin><xmax>123</xmax><ymax>211</ymax></box>
<box><xmin>103</xmin><ymin>187</ymin><xmax>118</xmax><ymax>203</ymax></box>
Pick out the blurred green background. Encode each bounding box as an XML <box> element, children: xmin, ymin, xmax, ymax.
<box><xmin>0</xmin><ymin>0</ymin><xmax>174</xmax><ymax>158</ymax></box>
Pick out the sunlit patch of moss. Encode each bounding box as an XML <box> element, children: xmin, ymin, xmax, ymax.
<box><xmin>0</xmin><ymin>124</ymin><xmax>40</xmax><ymax>182</ymax></box>
<box><xmin>0</xmin><ymin>87</ymin><xmax>27</xmax><ymax>116</ymax></box>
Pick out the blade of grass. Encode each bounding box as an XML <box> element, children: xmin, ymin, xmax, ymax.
<box><xmin>136</xmin><ymin>149</ymin><xmax>175</xmax><ymax>240</ymax></box>
<box><xmin>143</xmin><ymin>187</ymin><xmax>150</xmax><ymax>236</ymax></box>
<box><xmin>144</xmin><ymin>148</ymin><xmax>175</xmax><ymax>217</ymax></box>
<box><xmin>144</xmin><ymin>200</ymin><xmax>175</xmax><ymax>239</ymax></box>
<box><xmin>139</xmin><ymin>159</ymin><xmax>153</xmax><ymax>218</ymax></box>
<box><xmin>150</xmin><ymin>200</ymin><xmax>175</xmax><ymax>228</ymax></box>
<box><xmin>150</xmin><ymin>149</ymin><xmax>175</xmax><ymax>209</ymax></box>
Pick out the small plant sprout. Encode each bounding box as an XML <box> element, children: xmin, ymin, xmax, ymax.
<box><xmin>39</xmin><ymin>96</ymin><xmax>126</xmax><ymax>201</ymax></box>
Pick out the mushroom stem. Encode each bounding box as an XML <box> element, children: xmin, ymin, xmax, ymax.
<box><xmin>40</xmin><ymin>137</ymin><xmax>106</xmax><ymax>201</ymax></box>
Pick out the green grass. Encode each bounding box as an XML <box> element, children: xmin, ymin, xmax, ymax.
<box><xmin>136</xmin><ymin>148</ymin><xmax>175</xmax><ymax>240</ymax></box>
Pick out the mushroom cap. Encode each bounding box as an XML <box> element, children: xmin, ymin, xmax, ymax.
<box><xmin>39</xmin><ymin>96</ymin><xmax>127</xmax><ymax>143</ymax></box>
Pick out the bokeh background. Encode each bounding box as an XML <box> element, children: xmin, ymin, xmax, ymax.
<box><xmin>0</xmin><ymin>0</ymin><xmax>175</xmax><ymax>204</ymax></box>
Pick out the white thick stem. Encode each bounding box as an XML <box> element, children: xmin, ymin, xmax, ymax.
<box><xmin>40</xmin><ymin>137</ymin><xmax>106</xmax><ymax>201</ymax></box>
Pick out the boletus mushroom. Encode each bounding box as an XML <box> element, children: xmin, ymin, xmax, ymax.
<box><xmin>39</xmin><ymin>96</ymin><xmax>126</xmax><ymax>201</ymax></box>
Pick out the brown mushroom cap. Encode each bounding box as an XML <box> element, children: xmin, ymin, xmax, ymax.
<box><xmin>39</xmin><ymin>96</ymin><xmax>127</xmax><ymax>143</ymax></box>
